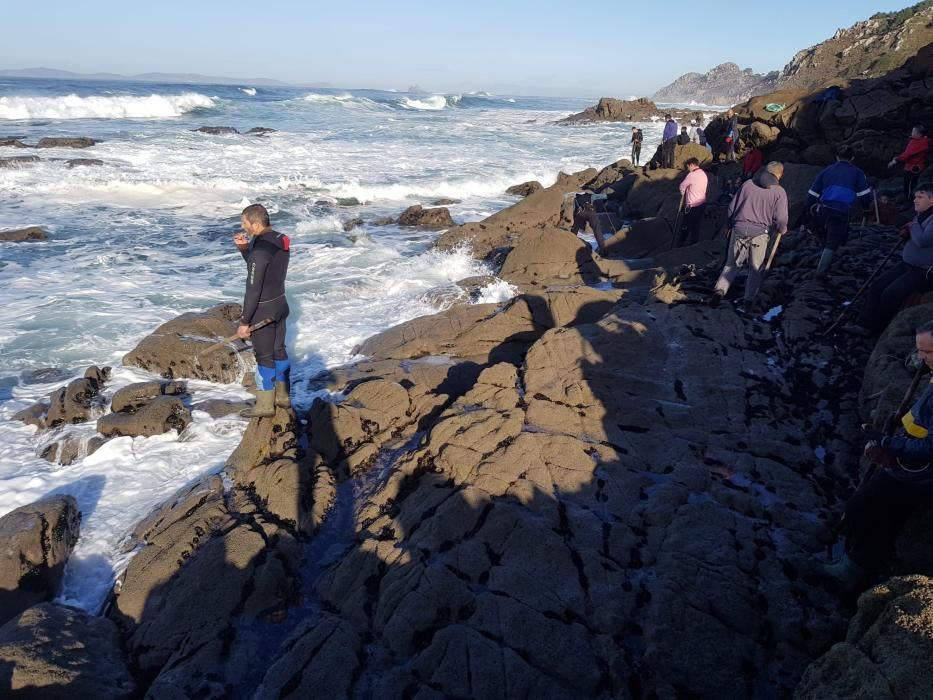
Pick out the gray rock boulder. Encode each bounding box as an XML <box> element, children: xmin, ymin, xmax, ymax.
<box><xmin>0</xmin><ymin>497</ymin><xmax>81</xmax><ymax>625</ymax></box>
<box><xmin>0</xmin><ymin>603</ymin><xmax>135</xmax><ymax>699</ymax></box>
<box><xmin>122</xmin><ymin>303</ymin><xmax>248</xmax><ymax>382</ymax></box>
<box><xmin>109</xmin><ymin>380</ymin><xmax>187</xmax><ymax>413</ymax></box>
<box><xmin>35</xmin><ymin>137</ymin><xmax>98</xmax><ymax>149</ymax></box>
<box><xmin>97</xmin><ymin>395</ymin><xmax>192</xmax><ymax>438</ymax></box>
<box><xmin>0</xmin><ymin>226</ymin><xmax>47</xmax><ymax>242</ymax></box>
<box><xmin>397</xmin><ymin>205</ymin><xmax>455</xmax><ymax>228</ymax></box>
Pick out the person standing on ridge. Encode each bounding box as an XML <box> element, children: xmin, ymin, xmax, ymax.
<box><xmin>846</xmin><ymin>185</ymin><xmax>933</xmax><ymax>336</ymax></box>
<box><xmin>889</xmin><ymin>125</ymin><xmax>931</xmax><ymax>203</ymax></box>
<box><xmin>233</xmin><ymin>203</ymin><xmax>292</xmax><ymax>418</ymax></box>
<box><xmin>723</xmin><ymin>109</ymin><xmax>738</xmax><ymax>163</ymax></box>
<box><xmin>630</xmin><ymin>126</ymin><xmax>643</xmax><ymax>166</ymax></box>
<box><xmin>677</xmin><ymin>125</ymin><xmax>691</xmax><ymax>146</ymax></box>
<box><xmin>709</xmin><ymin>161</ymin><xmax>788</xmax><ymax>308</ymax></box>
<box><xmin>662</xmin><ymin>114</ymin><xmax>678</xmax><ymax>169</ymax></box>
<box><xmin>807</xmin><ymin>145</ymin><xmax>873</xmax><ymax>279</ymax></box>
<box><xmin>677</xmin><ymin>158</ymin><xmax>708</xmax><ymax>247</ymax></box>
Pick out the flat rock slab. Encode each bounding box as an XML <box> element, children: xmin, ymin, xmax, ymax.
<box><xmin>0</xmin><ymin>603</ymin><xmax>135</xmax><ymax>699</ymax></box>
<box><xmin>0</xmin><ymin>226</ymin><xmax>47</xmax><ymax>242</ymax></box>
<box><xmin>97</xmin><ymin>395</ymin><xmax>192</xmax><ymax>438</ymax></box>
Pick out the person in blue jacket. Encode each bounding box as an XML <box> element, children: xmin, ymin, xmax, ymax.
<box><xmin>806</xmin><ymin>146</ymin><xmax>873</xmax><ymax>278</ymax></box>
<box><xmin>826</xmin><ymin>319</ymin><xmax>933</xmax><ymax>587</ymax></box>
<box><xmin>661</xmin><ymin>114</ymin><xmax>678</xmax><ymax>169</ymax></box>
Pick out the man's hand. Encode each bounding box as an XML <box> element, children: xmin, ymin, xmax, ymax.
<box><xmin>899</xmin><ymin>225</ymin><xmax>911</xmax><ymax>240</ymax></box>
<box><xmin>864</xmin><ymin>441</ymin><xmax>897</xmax><ymax>469</ymax></box>
<box><xmin>888</xmin><ymin>158</ymin><xmax>898</xmax><ymax>168</ymax></box>
<box><xmin>237</xmin><ymin>324</ymin><xmax>251</xmax><ymax>340</ymax></box>
<box><xmin>233</xmin><ymin>232</ymin><xmax>249</xmax><ymax>250</ymax></box>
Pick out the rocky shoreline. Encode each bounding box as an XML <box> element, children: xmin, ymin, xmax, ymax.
<box><xmin>3</xmin><ymin>55</ymin><xmax>933</xmax><ymax>698</ymax></box>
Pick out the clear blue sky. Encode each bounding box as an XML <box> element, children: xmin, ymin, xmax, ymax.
<box><xmin>0</xmin><ymin>0</ymin><xmax>917</xmax><ymax>97</ymax></box>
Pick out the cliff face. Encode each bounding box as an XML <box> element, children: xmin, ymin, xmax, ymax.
<box><xmin>653</xmin><ymin>1</ymin><xmax>933</xmax><ymax>103</ymax></box>
<box><xmin>652</xmin><ymin>63</ymin><xmax>778</xmax><ymax>105</ymax></box>
<box><xmin>777</xmin><ymin>1</ymin><xmax>933</xmax><ymax>90</ymax></box>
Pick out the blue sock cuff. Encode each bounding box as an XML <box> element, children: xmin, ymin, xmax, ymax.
<box><xmin>256</xmin><ymin>365</ymin><xmax>276</xmax><ymax>391</ymax></box>
<box><xmin>274</xmin><ymin>359</ymin><xmax>291</xmax><ymax>382</ymax></box>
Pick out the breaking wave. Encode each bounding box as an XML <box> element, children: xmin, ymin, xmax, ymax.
<box><xmin>398</xmin><ymin>94</ymin><xmax>461</xmax><ymax>111</ymax></box>
<box><xmin>0</xmin><ymin>92</ymin><xmax>217</xmax><ymax>120</ymax></box>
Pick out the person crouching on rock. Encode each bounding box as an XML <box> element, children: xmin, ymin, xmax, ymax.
<box><xmin>676</xmin><ymin>158</ymin><xmax>708</xmax><ymax>247</ymax></box>
<box><xmin>806</xmin><ymin>145</ymin><xmax>873</xmax><ymax>280</ymax></box>
<box><xmin>233</xmin><ymin>203</ymin><xmax>291</xmax><ymax>418</ymax></box>
<box><xmin>824</xmin><ymin>320</ymin><xmax>933</xmax><ymax>589</ymax></box>
<box><xmin>845</xmin><ymin>185</ymin><xmax>933</xmax><ymax>337</ymax></box>
<box><xmin>708</xmin><ymin>162</ymin><xmax>788</xmax><ymax>308</ymax></box>
<box><xmin>570</xmin><ymin>193</ymin><xmax>607</xmax><ymax>252</ymax></box>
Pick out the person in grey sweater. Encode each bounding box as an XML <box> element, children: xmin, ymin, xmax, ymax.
<box><xmin>709</xmin><ymin>162</ymin><xmax>789</xmax><ymax>307</ymax></box>
<box><xmin>851</xmin><ymin>185</ymin><xmax>933</xmax><ymax>334</ymax></box>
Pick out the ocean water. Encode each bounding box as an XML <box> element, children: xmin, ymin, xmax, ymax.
<box><xmin>0</xmin><ymin>78</ymin><xmax>690</xmax><ymax>612</ymax></box>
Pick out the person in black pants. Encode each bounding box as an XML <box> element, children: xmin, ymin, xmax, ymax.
<box><xmin>824</xmin><ymin>321</ymin><xmax>933</xmax><ymax>588</ymax></box>
<box><xmin>630</xmin><ymin>127</ymin><xmax>642</xmax><ymax>166</ymax></box>
<box><xmin>233</xmin><ymin>203</ymin><xmax>292</xmax><ymax>418</ymax></box>
<box><xmin>852</xmin><ymin>186</ymin><xmax>933</xmax><ymax>335</ymax></box>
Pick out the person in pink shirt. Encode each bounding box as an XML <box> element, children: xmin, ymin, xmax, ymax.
<box><xmin>677</xmin><ymin>157</ymin><xmax>709</xmax><ymax>246</ymax></box>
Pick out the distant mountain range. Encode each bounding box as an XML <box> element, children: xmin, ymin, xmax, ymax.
<box><xmin>653</xmin><ymin>0</ymin><xmax>933</xmax><ymax>104</ymax></box>
<box><xmin>0</xmin><ymin>67</ymin><xmax>333</xmax><ymax>88</ymax></box>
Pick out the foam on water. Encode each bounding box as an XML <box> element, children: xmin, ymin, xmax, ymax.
<box><xmin>240</xmin><ymin>87</ymin><xmax>257</xmax><ymax>96</ymax></box>
<box><xmin>0</xmin><ymin>79</ymin><xmax>685</xmax><ymax>611</ymax></box>
<box><xmin>0</xmin><ymin>92</ymin><xmax>216</xmax><ymax>120</ymax></box>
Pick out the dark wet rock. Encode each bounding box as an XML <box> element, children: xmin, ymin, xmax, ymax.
<box><xmin>97</xmin><ymin>395</ymin><xmax>192</xmax><ymax>438</ymax></box>
<box><xmin>336</xmin><ymin>197</ymin><xmax>360</xmax><ymax>207</ymax></box>
<box><xmin>39</xmin><ymin>433</ymin><xmax>107</xmax><ymax>465</ymax></box>
<box><xmin>108</xmin><ymin>475</ymin><xmax>300</xmax><ymax>697</ymax></box>
<box><xmin>46</xmin><ymin>366</ymin><xmax>110</xmax><ymax>428</ymax></box>
<box><xmin>247</xmin><ymin>127</ymin><xmax>277</xmax><ymax>134</ymax></box>
<box><xmin>122</xmin><ymin>302</ymin><xmax>248</xmax><ymax>382</ymax></box>
<box><xmin>0</xmin><ymin>155</ymin><xmax>41</xmax><ymax>168</ymax></box>
<box><xmin>109</xmin><ymin>380</ymin><xmax>187</xmax><ymax>413</ymax></box>
<box><xmin>397</xmin><ymin>204</ymin><xmax>455</xmax><ymax>228</ymax></box>
<box><xmin>35</xmin><ymin>137</ymin><xmax>98</xmax><ymax>149</ymax></box>
<box><xmin>431</xmin><ymin>198</ymin><xmax>461</xmax><ymax>205</ymax></box>
<box><xmin>65</xmin><ymin>158</ymin><xmax>104</xmax><ymax>168</ymax></box>
<box><xmin>342</xmin><ymin>217</ymin><xmax>363</xmax><ymax>232</ymax></box>
<box><xmin>506</xmin><ymin>180</ymin><xmax>543</xmax><ymax>197</ymax></box>
<box><xmin>193</xmin><ymin>126</ymin><xmax>239</xmax><ymax>135</ymax></box>
<box><xmin>20</xmin><ymin>367</ymin><xmax>72</xmax><ymax>385</ymax></box>
<box><xmin>559</xmin><ymin>97</ymin><xmax>702</xmax><ymax>125</ymax></box>
<box><xmin>12</xmin><ymin>402</ymin><xmax>49</xmax><ymax>430</ymax></box>
<box><xmin>0</xmin><ymin>138</ymin><xmax>29</xmax><ymax>148</ymax></box>
<box><xmin>0</xmin><ymin>497</ymin><xmax>80</xmax><ymax>625</ymax></box>
<box><xmin>0</xmin><ymin>602</ymin><xmax>135</xmax><ymax>699</ymax></box>
<box><xmin>371</xmin><ymin>216</ymin><xmax>396</xmax><ymax>226</ymax></box>
<box><xmin>0</xmin><ymin>226</ymin><xmax>47</xmax><ymax>242</ymax></box>
<box><xmin>191</xmin><ymin>398</ymin><xmax>251</xmax><ymax>418</ymax></box>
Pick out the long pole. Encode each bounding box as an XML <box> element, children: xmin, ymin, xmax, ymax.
<box><xmin>822</xmin><ymin>238</ymin><xmax>904</xmax><ymax>336</ymax></box>
<box><xmin>668</xmin><ymin>191</ymin><xmax>686</xmax><ymax>250</ymax></box>
<box><xmin>873</xmin><ymin>191</ymin><xmax>881</xmax><ymax>225</ymax></box>
<box><xmin>765</xmin><ymin>231</ymin><xmax>784</xmax><ymax>271</ymax></box>
<box><xmin>197</xmin><ymin>318</ymin><xmax>273</xmax><ymax>358</ymax></box>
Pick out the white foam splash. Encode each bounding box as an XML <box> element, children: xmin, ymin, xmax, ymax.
<box><xmin>399</xmin><ymin>94</ymin><xmax>460</xmax><ymax>111</ymax></box>
<box><xmin>0</xmin><ymin>93</ymin><xmax>216</xmax><ymax>120</ymax></box>
<box><xmin>302</xmin><ymin>92</ymin><xmax>382</xmax><ymax>109</ymax></box>
<box><xmin>473</xmin><ymin>279</ymin><xmax>518</xmax><ymax>304</ymax></box>
<box><xmin>240</xmin><ymin>87</ymin><xmax>257</xmax><ymax>96</ymax></box>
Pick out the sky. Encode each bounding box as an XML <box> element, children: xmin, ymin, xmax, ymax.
<box><xmin>0</xmin><ymin>0</ymin><xmax>919</xmax><ymax>97</ymax></box>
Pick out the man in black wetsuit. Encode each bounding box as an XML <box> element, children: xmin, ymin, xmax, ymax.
<box><xmin>630</xmin><ymin>127</ymin><xmax>643</xmax><ymax>166</ymax></box>
<box><xmin>233</xmin><ymin>203</ymin><xmax>291</xmax><ymax>418</ymax></box>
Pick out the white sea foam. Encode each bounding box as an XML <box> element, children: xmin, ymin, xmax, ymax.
<box><xmin>0</xmin><ymin>92</ymin><xmax>216</xmax><ymax>120</ymax></box>
<box><xmin>302</xmin><ymin>92</ymin><xmax>382</xmax><ymax>109</ymax></box>
<box><xmin>473</xmin><ymin>279</ymin><xmax>518</xmax><ymax>304</ymax></box>
<box><xmin>240</xmin><ymin>87</ymin><xmax>257</xmax><ymax>96</ymax></box>
<box><xmin>399</xmin><ymin>94</ymin><xmax>460</xmax><ymax>111</ymax></box>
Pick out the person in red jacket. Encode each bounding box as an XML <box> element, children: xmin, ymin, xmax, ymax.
<box><xmin>742</xmin><ymin>147</ymin><xmax>763</xmax><ymax>180</ymax></box>
<box><xmin>889</xmin><ymin>125</ymin><xmax>931</xmax><ymax>202</ymax></box>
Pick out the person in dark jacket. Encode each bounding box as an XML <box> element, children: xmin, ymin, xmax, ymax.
<box><xmin>677</xmin><ymin>125</ymin><xmax>690</xmax><ymax>146</ymax></box>
<box><xmin>234</xmin><ymin>203</ymin><xmax>291</xmax><ymax>417</ymax></box>
<box><xmin>825</xmin><ymin>320</ymin><xmax>933</xmax><ymax>587</ymax></box>
<box><xmin>662</xmin><ymin>114</ymin><xmax>678</xmax><ymax>168</ymax></box>
<box><xmin>807</xmin><ymin>146</ymin><xmax>873</xmax><ymax>278</ymax></box>
<box><xmin>723</xmin><ymin>110</ymin><xmax>738</xmax><ymax>163</ymax></box>
<box><xmin>709</xmin><ymin>162</ymin><xmax>788</xmax><ymax>307</ymax></box>
<box><xmin>630</xmin><ymin>127</ymin><xmax>643</xmax><ymax>166</ymax></box>
<box><xmin>847</xmin><ymin>185</ymin><xmax>933</xmax><ymax>335</ymax></box>
<box><xmin>889</xmin><ymin>125</ymin><xmax>931</xmax><ymax>203</ymax></box>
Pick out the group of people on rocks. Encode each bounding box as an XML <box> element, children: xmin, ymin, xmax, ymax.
<box><xmin>656</xmin><ymin>113</ymin><xmax>709</xmax><ymax>168</ymax></box>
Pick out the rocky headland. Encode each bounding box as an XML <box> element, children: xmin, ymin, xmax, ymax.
<box><xmin>558</xmin><ymin>97</ymin><xmax>704</xmax><ymax>125</ymax></box>
<box><xmin>654</xmin><ymin>1</ymin><xmax>933</xmax><ymax>104</ymax></box>
<box><xmin>4</xmin><ymin>38</ymin><xmax>933</xmax><ymax>700</ymax></box>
